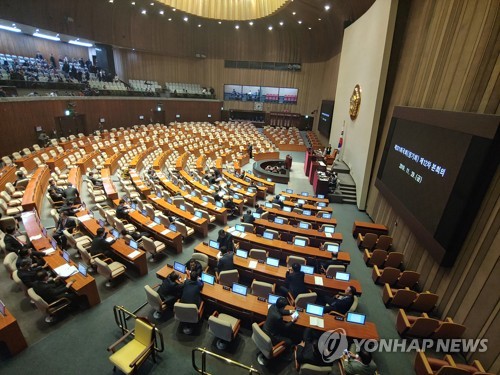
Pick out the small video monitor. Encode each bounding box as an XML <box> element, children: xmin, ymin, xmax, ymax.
<box><xmin>236</xmin><ymin>249</ymin><xmax>248</xmax><ymax>258</ymax></box>
<box><xmin>326</xmin><ymin>243</ymin><xmax>340</xmax><ymax>254</ymax></box>
<box><xmin>266</xmin><ymin>257</ymin><xmax>279</xmax><ymax>267</ymax></box>
<box><xmin>78</xmin><ymin>262</ymin><xmax>87</xmax><ymax>277</ymax></box>
<box><xmin>300</xmin><ymin>265</ymin><xmax>314</xmax><ymax>275</ymax></box>
<box><xmin>322</xmin><ymin>213</ymin><xmax>332</xmax><ymax>219</ymax></box>
<box><xmin>131</xmin><ymin>203</ymin><xmax>137</xmax><ymax>210</ymax></box>
<box><xmin>268</xmin><ymin>294</ymin><xmax>280</xmax><ymax>304</ymax></box>
<box><xmin>156</xmin><ymin>191</ymin><xmax>162</xmax><ymax>198</ymax></box>
<box><xmin>195</xmin><ymin>211</ymin><xmax>203</xmax><ymax>218</ymax></box>
<box><xmin>209</xmin><ymin>240</ymin><xmax>220</xmax><ymax>249</ymax></box>
<box><xmin>42</xmin><ymin>227</ymin><xmax>47</xmax><ymax>237</ymax></box>
<box><xmin>297</xmin><ymin>199</ymin><xmax>306</xmax><ymax>205</ymax></box>
<box><xmin>236</xmin><ymin>184</ymin><xmax>242</xmax><ymax>189</ymax></box>
<box><xmin>181</xmin><ymin>185</ymin><xmax>187</xmax><ymax>191</ymax></box>
<box><xmin>235</xmin><ymin>224</ymin><xmax>245</xmax><ymax>232</ymax></box>
<box><xmin>233</xmin><ymin>194</ymin><xmax>240</xmax><ymax>200</ymax></box>
<box><xmin>265</xmin><ymin>202</ymin><xmax>273</xmax><ymax>208</ymax></box>
<box><xmin>274</xmin><ymin>217</ymin><xmax>284</xmax><ymax>225</ymax></box>
<box><xmin>231</xmin><ymin>283</ymin><xmax>248</xmax><ymax>296</ymax></box>
<box><xmin>279</xmin><ymin>196</ymin><xmax>286</xmax><ymax>202</ymax></box>
<box><xmin>317</xmin><ymin>194</ymin><xmax>325</xmax><ymax>199</ymax></box>
<box><xmin>299</xmin><ymin>222</ymin><xmax>310</xmax><ymax>229</ymax></box>
<box><xmin>112</xmin><ymin>229</ymin><xmax>120</xmax><ymax>238</ymax></box>
<box><xmin>266</xmin><ymin>178</ymin><xmax>272</xmax><ymax>182</ymax></box>
<box><xmin>142</xmin><ymin>209</ymin><xmax>148</xmax><ymax>216</ymax></box>
<box><xmin>179</xmin><ymin>204</ymin><xmax>186</xmax><ymax>211</ymax></box>
<box><xmin>215</xmin><ymin>201</ymin><xmax>223</xmax><ymax>208</ymax></box>
<box><xmin>263</xmin><ymin>231</ymin><xmax>274</xmax><ymax>240</ymax></box>
<box><xmin>335</xmin><ymin>272</ymin><xmax>350</xmax><ymax>281</ymax></box>
<box><xmin>324</xmin><ymin>226</ymin><xmax>335</xmax><ymax>234</ymax></box>
<box><xmin>294</xmin><ymin>238</ymin><xmax>307</xmax><ymax>247</ymax></box>
<box><xmin>283</xmin><ymin>206</ymin><xmax>292</xmax><ymax>212</ymax></box>
<box><xmin>202</xmin><ymin>196</ymin><xmax>209</xmax><ymax>202</ymax></box>
<box><xmin>167</xmin><ymin>198</ymin><xmax>173</xmax><ymax>204</ymax></box>
<box><xmin>248</xmin><ymin>187</ymin><xmax>256</xmax><ymax>193</ymax></box>
<box><xmin>210</xmin><ymin>185</ymin><xmax>217</xmax><ymax>191</ymax></box>
<box><xmin>201</xmin><ymin>272</ymin><xmax>215</xmax><ymax>285</ymax></box>
<box><xmin>169</xmin><ymin>224</ymin><xmax>177</xmax><ymax>232</ymax></box>
<box><xmin>303</xmin><ymin>210</ymin><xmax>312</xmax><ymax>216</ymax></box>
<box><xmin>154</xmin><ymin>217</ymin><xmax>161</xmax><ymax>224</ymax></box>
<box><xmin>317</xmin><ymin>202</ymin><xmax>327</xmax><ymax>208</ymax></box>
<box><xmin>286</xmin><ymin>188</ymin><xmax>293</xmax><ymax>194</ymax></box>
<box><xmin>252</xmin><ymin>213</ymin><xmax>261</xmax><ymax>219</ymax></box>
<box><xmin>129</xmin><ymin>240</ymin><xmax>138</xmax><ymax>250</ymax></box>
<box><xmin>98</xmin><ymin>218</ymin><xmax>105</xmax><ymax>227</ymax></box>
<box><xmin>301</xmin><ymin>192</ymin><xmax>309</xmax><ymax>197</ymax></box>
<box><xmin>346</xmin><ymin>313</ymin><xmax>366</xmax><ymax>325</ymax></box>
<box><xmin>174</xmin><ymin>261</ymin><xmax>186</xmax><ymax>274</ymax></box>
<box><xmin>62</xmin><ymin>250</ymin><xmax>70</xmax><ymax>263</ymax></box>
<box><xmin>51</xmin><ymin>238</ymin><xmax>57</xmax><ymax>250</ymax></box>
<box><xmin>306</xmin><ymin>303</ymin><xmax>324</xmax><ymax>317</ymax></box>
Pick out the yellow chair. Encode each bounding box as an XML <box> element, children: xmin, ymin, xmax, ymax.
<box><xmin>108</xmin><ymin>317</ymin><xmax>156</xmax><ymax>374</ymax></box>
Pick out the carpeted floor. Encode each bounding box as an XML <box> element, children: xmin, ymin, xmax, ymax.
<box><xmin>0</xmin><ymin>151</ymin><xmax>416</xmax><ymax>374</ymax></box>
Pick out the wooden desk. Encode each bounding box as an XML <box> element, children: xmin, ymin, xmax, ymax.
<box><xmin>245</xmin><ymin>171</ymin><xmax>275</xmax><ymax>194</ymax></box>
<box><xmin>223</xmin><ymin>171</ymin><xmax>267</xmax><ymax>199</ymax></box>
<box><xmin>104</xmin><ymin>153</ymin><xmax>121</xmax><ymax>174</ymax></box>
<box><xmin>352</xmin><ymin>221</ymin><xmax>389</xmax><ymax>238</ymax></box>
<box><xmin>281</xmin><ymin>191</ymin><xmax>329</xmax><ymax>204</ymax></box>
<box><xmin>264</xmin><ymin>207</ymin><xmax>337</xmax><ymax>229</ymax></box>
<box><xmin>101</xmin><ymin>168</ymin><xmax>118</xmax><ymax>201</ymax></box>
<box><xmin>156</xmin><ymin>264</ymin><xmax>378</xmax><ymax>340</ymax></box>
<box><xmin>76</xmin><ymin>211</ymin><xmax>148</xmax><ymax>276</ymax></box>
<box><xmin>129</xmin><ymin>171</ymin><xmax>151</xmax><ymax>197</ymax></box>
<box><xmin>254</xmin><ymin>219</ymin><xmax>343</xmax><ymax>246</ymax></box>
<box><xmin>175</xmin><ymin>153</ymin><xmax>189</xmax><ymax>171</ymax></box>
<box><xmin>0</xmin><ymin>308</ymin><xmax>28</xmax><ymax>356</ymax></box>
<box><xmin>225</xmin><ymin>227</ymin><xmax>350</xmax><ymax>265</ymax></box>
<box><xmin>21</xmin><ymin>166</ymin><xmax>51</xmax><ymax>214</ymax></box>
<box><xmin>21</xmin><ymin>211</ymin><xmax>101</xmax><ymax>307</ymax></box>
<box><xmin>194</xmin><ymin>243</ymin><xmax>360</xmax><ymax>295</ymax></box>
<box><xmin>75</xmin><ymin>150</ymin><xmax>99</xmax><ymax>173</ymax></box>
<box><xmin>47</xmin><ymin>150</ymin><xmax>76</xmax><ymax>171</ymax></box>
<box><xmin>195</xmin><ymin>154</ymin><xmax>206</xmax><ymax>172</ymax></box>
<box><xmin>148</xmin><ymin>195</ymin><xmax>209</xmax><ymax>237</ymax></box>
<box><xmin>112</xmin><ymin>199</ymin><xmax>183</xmax><ymax>254</ymax></box>
<box><xmin>282</xmin><ymin>199</ymin><xmax>333</xmax><ymax>213</ymax></box>
<box><xmin>67</xmin><ymin>167</ymin><xmax>82</xmax><ymax>189</ymax></box>
<box><xmin>0</xmin><ymin>165</ymin><xmax>17</xmax><ymax>192</ymax></box>
<box><xmin>14</xmin><ymin>147</ymin><xmax>55</xmax><ymax>172</ymax></box>
<box><xmin>254</xmin><ymin>151</ymin><xmax>280</xmax><ymax>161</ymax></box>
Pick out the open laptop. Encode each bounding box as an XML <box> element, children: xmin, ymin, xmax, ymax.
<box><xmin>236</xmin><ymin>249</ymin><xmax>248</xmax><ymax>258</ymax></box>
<box><xmin>179</xmin><ymin>204</ymin><xmax>186</xmax><ymax>211</ymax></box>
<box><xmin>252</xmin><ymin>212</ymin><xmax>261</xmax><ymax>219</ymax></box>
<box><xmin>141</xmin><ymin>209</ymin><xmax>148</xmax><ymax>216</ymax></box>
<box><xmin>265</xmin><ymin>202</ymin><xmax>273</xmax><ymax>208</ymax></box>
<box><xmin>0</xmin><ymin>299</ymin><xmax>5</xmax><ymax>316</ymax></box>
<box><xmin>98</xmin><ymin>218</ymin><xmax>105</xmax><ymax>227</ymax></box>
<box><xmin>283</xmin><ymin>206</ymin><xmax>292</xmax><ymax>212</ymax></box>
<box><xmin>335</xmin><ymin>272</ymin><xmax>350</xmax><ymax>281</ymax></box>
<box><xmin>209</xmin><ymin>240</ymin><xmax>220</xmax><ymax>250</ymax></box>
<box><xmin>324</xmin><ymin>226</ymin><xmax>335</xmax><ymax>234</ymax></box>
<box><xmin>306</xmin><ymin>303</ymin><xmax>324</xmax><ymax>317</ymax></box>
<box><xmin>279</xmin><ymin>196</ymin><xmax>286</xmax><ymax>202</ymax></box>
<box><xmin>322</xmin><ymin>213</ymin><xmax>332</xmax><ymax>219</ymax></box>
<box><xmin>346</xmin><ymin>312</ymin><xmax>366</xmax><ymax>325</ymax></box>
<box><xmin>263</xmin><ymin>231</ymin><xmax>274</xmax><ymax>240</ymax></box>
<box><xmin>300</xmin><ymin>265</ymin><xmax>315</xmax><ymax>275</ymax></box>
<box><xmin>62</xmin><ymin>250</ymin><xmax>70</xmax><ymax>263</ymax></box>
<box><xmin>317</xmin><ymin>202</ymin><xmax>327</xmax><ymax>208</ymax></box>
<box><xmin>286</xmin><ymin>188</ymin><xmax>293</xmax><ymax>194</ymax></box>
<box><xmin>78</xmin><ymin>262</ymin><xmax>87</xmax><ymax>277</ymax></box>
<box><xmin>112</xmin><ymin>229</ymin><xmax>120</xmax><ymax>238</ymax></box>
<box><xmin>274</xmin><ymin>217</ymin><xmax>284</xmax><ymax>224</ymax></box>
<box><xmin>174</xmin><ymin>261</ymin><xmax>186</xmax><ymax>274</ymax></box>
<box><xmin>201</xmin><ymin>272</ymin><xmax>214</xmax><ymax>285</ymax></box>
<box><xmin>129</xmin><ymin>240</ymin><xmax>138</xmax><ymax>250</ymax></box>
<box><xmin>326</xmin><ymin>243</ymin><xmax>340</xmax><ymax>255</ymax></box>
<box><xmin>215</xmin><ymin>201</ymin><xmax>223</xmax><ymax>208</ymax></box>
<box><xmin>301</xmin><ymin>192</ymin><xmax>309</xmax><ymax>196</ymax></box>
<box><xmin>268</xmin><ymin>294</ymin><xmax>280</xmax><ymax>304</ymax></box>
<box><xmin>169</xmin><ymin>224</ymin><xmax>177</xmax><ymax>232</ymax></box>
<box><xmin>51</xmin><ymin>238</ymin><xmax>58</xmax><ymax>250</ymax></box>
<box><xmin>235</xmin><ymin>224</ymin><xmax>245</xmax><ymax>233</ymax></box>
<box><xmin>294</xmin><ymin>238</ymin><xmax>307</xmax><ymax>247</ymax></box>
<box><xmin>202</xmin><ymin>196</ymin><xmax>209</xmax><ymax>202</ymax></box>
<box><xmin>233</xmin><ymin>194</ymin><xmax>240</xmax><ymax>200</ymax></box>
<box><xmin>266</xmin><ymin>257</ymin><xmax>279</xmax><ymax>267</ymax></box>
<box><xmin>231</xmin><ymin>283</ymin><xmax>248</xmax><ymax>296</ymax></box>
<box><xmin>317</xmin><ymin>194</ymin><xmax>325</xmax><ymax>199</ymax></box>
<box><xmin>167</xmin><ymin>198</ymin><xmax>173</xmax><ymax>204</ymax></box>
<box><xmin>303</xmin><ymin>210</ymin><xmax>312</xmax><ymax>216</ymax></box>
<box><xmin>194</xmin><ymin>211</ymin><xmax>203</xmax><ymax>219</ymax></box>
<box><xmin>297</xmin><ymin>199</ymin><xmax>306</xmax><ymax>205</ymax></box>
<box><xmin>154</xmin><ymin>217</ymin><xmax>161</xmax><ymax>224</ymax></box>
<box><xmin>131</xmin><ymin>202</ymin><xmax>137</xmax><ymax>210</ymax></box>
<box><xmin>299</xmin><ymin>222</ymin><xmax>310</xmax><ymax>229</ymax></box>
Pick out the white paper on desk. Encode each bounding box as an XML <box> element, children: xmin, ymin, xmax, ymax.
<box><xmin>232</xmin><ymin>231</ymin><xmax>241</xmax><ymax>237</ymax></box>
<box><xmin>29</xmin><ymin>234</ymin><xmax>42</xmax><ymax>241</ymax></box>
<box><xmin>147</xmin><ymin>222</ymin><xmax>157</xmax><ymax>228</ymax></box>
<box><xmin>42</xmin><ymin>248</ymin><xmax>56</xmax><ymax>255</ymax></box>
<box><xmin>78</xmin><ymin>214</ymin><xmax>92</xmax><ymax>222</ymax></box>
<box><xmin>202</xmin><ymin>202</ymin><xmax>208</xmax><ymax>206</ymax></box>
<box><xmin>54</xmin><ymin>264</ymin><xmax>78</xmax><ymax>278</ymax></box>
<box><xmin>325</xmin><ymin>233</ymin><xmax>332</xmax><ymax>238</ymax></box>
<box><xmin>152</xmin><ymin>196</ymin><xmax>159</xmax><ymax>200</ymax></box>
<box><xmin>310</xmin><ymin>317</ymin><xmax>325</xmax><ymax>328</ymax></box>
<box><xmin>105</xmin><ymin>237</ymin><xmax>114</xmax><ymax>243</ymax></box>
<box><xmin>185</xmin><ymin>194</ymin><xmax>192</xmax><ymax>199</ymax></box>
<box><xmin>161</xmin><ymin>229</ymin><xmax>171</xmax><ymax>235</ymax></box>
<box><xmin>314</xmin><ymin>276</ymin><xmax>324</xmax><ymax>286</ymax></box>
<box><xmin>248</xmin><ymin>260</ymin><xmax>258</xmax><ymax>269</ymax></box>
<box><xmin>239</xmin><ymin>232</ymin><xmax>247</xmax><ymax>238</ymax></box>
<box><xmin>127</xmin><ymin>250</ymin><xmax>141</xmax><ymax>259</ymax></box>
<box><xmin>192</xmin><ymin>216</ymin><xmax>199</xmax><ymax>221</ymax></box>
<box><xmin>227</xmin><ymin>227</ymin><xmax>235</xmax><ymax>233</ymax></box>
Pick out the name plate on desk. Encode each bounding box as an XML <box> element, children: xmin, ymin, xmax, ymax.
<box><xmin>127</xmin><ymin>250</ymin><xmax>141</xmax><ymax>259</ymax></box>
<box><xmin>161</xmin><ymin>229</ymin><xmax>171</xmax><ymax>235</ymax></box>
<box><xmin>78</xmin><ymin>214</ymin><xmax>93</xmax><ymax>222</ymax></box>
<box><xmin>248</xmin><ymin>260</ymin><xmax>258</xmax><ymax>269</ymax></box>
<box><xmin>147</xmin><ymin>222</ymin><xmax>157</xmax><ymax>228</ymax></box>
<box><xmin>310</xmin><ymin>317</ymin><xmax>324</xmax><ymax>328</ymax></box>
<box><xmin>314</xmin><ymin>276</ymin><xmax>324</xmax><ymax>286</ymax></box>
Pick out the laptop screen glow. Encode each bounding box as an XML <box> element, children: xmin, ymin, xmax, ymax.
<box><xmin>174</xmin><ymin>261</ymin><xmax>186</xmax><ymax>274</ymax></box>
<box><xmin>263</xmin><ymin>232</ymin><xmax>274</xmax><ymax>240</ymax></box>
<box><xmin>294</xmin><ymin>238</ymin><xmax>307</xmax><ymax>247</ymax></box>
<box><xmin>301</xmin><ymin>265</ymin><xmax>314</xmax><ymax>275</ymax></box>
<box><xmin>306</xmin><ymin>303</ymin><xmax>324</xmax><ymax>316</ymax></box>
<box><xmin>201</xmin><ymin>272</ymin><xmax>214</xmax><ymax>285</ymax></box>
<box><xmin>266</xmin><ymin>257</ymin><xmax>279</xmax><ymax>267</ymax></box>
<box><xmin>335</xmin><ymin>272</ymin><xmax>350</xmax><ymax>281</ymax></box>
<box><xmin>232</xmin><ymin>283</ymin><xmax>247</xmax><ymax>296</ymax></box>
<box><xmin>346</xmin><ymin>313</ymin><xmax>366</xmax><ymax>325</ymax></box>
<box><xmin>209</xmin><ymin>240</ymin><xmax>220</xmax><ymax>250</ymax></box>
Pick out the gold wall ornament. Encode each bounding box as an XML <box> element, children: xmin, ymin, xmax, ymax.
<box><xmin>349</xmin><ymin>84</ymin><xmax>361</xmax><ymax>120</ymax></box>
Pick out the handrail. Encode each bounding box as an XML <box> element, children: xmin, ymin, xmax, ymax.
<box><xmin>113</xmin><ymin>305</ymin><xmax>165</xmax><ymax>353</ymax></box>
<box><xmin>192</xmin><ymin>347</ymin><xmax>260</xmax><ymax>375</ymax></box>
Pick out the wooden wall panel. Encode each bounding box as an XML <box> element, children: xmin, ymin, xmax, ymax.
<box><xmin>364</xmin><ymin>0</ymin><xmax>500</xmax><ymax>371</ymax></box>
<box><xmin>0</xmin><ymin>98</ymin><xmax>222</xmax><ymax>155</ymax></box>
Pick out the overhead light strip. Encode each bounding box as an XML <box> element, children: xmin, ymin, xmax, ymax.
<box><xmin>0</xmin><ymin>25</ymin><xmax>21</xmax><ymax>33</ymax></box>
<box><xmin>33</xmin><ymin>32</ymin><xmax>60</xmax><ymax>41</ymax></box>
<box><xmin>69</xmin><ymin>39</ymin><xmax>93</xmax><ymax>47</ymax></box>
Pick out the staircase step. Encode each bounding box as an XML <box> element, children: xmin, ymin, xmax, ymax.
<box><xmin>342</xmin><ymin>197</ymin><xmax>357</xmax><ymax>204</ymax></box>
<box><xmin>340</xmin><ymin>185</ymin><xmax>356</xmax><ymax>191</ymax></box>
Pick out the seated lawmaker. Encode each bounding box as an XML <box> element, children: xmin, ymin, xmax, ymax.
<box><xmin>272</xmin><ymin>194</ymin><xmax>284</xmax><ymax>209</ymax></box>
<box><xmin>53</xmin><ymin>211</ymin><xmax>76</xmax><ymax>249</ymax></box>
<box><xmin>48</xmin><ymin>179</ymin><xmax>65</xmax><ymax>203</ymax></box>
<box><xmin>340</xmin><ymin>344</ymin><xmax>378</xmax><ymax>375</ymax></box>
<box><xmin>16</xmin><ymin>246</ymin><xmax>46</xmax><ymax>269</ymax></box>
<box><xmin>263</xmin><ymin>296</ymin><xmax>297</xmax><ymax>347</ymax></box>
<box><xmin>4</xmin><ymin>225</ymin><xmax>26</xmax><ymax>254</ymax></box>
<box><xmin>115</xmin><ymin>199</ymin><xmax>130</xmax><ymax>220</ymax></box>
<box><xmin>216</xmin><ymin>246</ymin><xmax>235</xmax><ymax>273</ymax></box>
<box><xmin>180</xmin><ymin>271</ymin><xmax>203</xmax><ymax>307</ymax></box>
<box><xmin>33</xmin><ymin>270</ymin><xmax>79</xmax><ymax>309</ymax></box>
<box><xmin>279</xmin><ymin>263</ymin><xmax>307</xmax><ymax>298</ymax></box>
<box><xmin>255</xmin><ymin>204</ymin><xmax>264</xmax><ymax>215</ymax></box>
<box><xmin>323</xmin><ymin>286</ymin><xmax>356</xmax><ymax>315</ymax></box>
<box><xmin>185</xmin><ymin>258</ymin><xmax>203</xmax><ymax>275</ymax></box>
<box><xmin>88</xmin><ymin>171</ymin><xmax>103</xmax><ymax>186</ymax></box>
<box><xmin>17</xmin><ymin>259</ymin><xmax>43</xmax><ymax>288</ymax></box>
<box><xmin>63</xmin><ymin>182</ymin><xmax>80</xmax><ymax>204</ymax></box>
<box><xmin>295</xmin><ymin>328</ymin><xmax>329</xmax><ymax>370</ymax></box>
<box><xmin>241</xmin><ymin>209</ymin><xmax>255</xmax><ymax>224</ymax></box>
<box><xmin>89</xmin><ymin>227</ymin><xmax>115</xmax><ymax>257</ymax></box>
<box><xmin>158</xmin><ymin>271</ymin><xmax>184</xmax><ymax>307</ymax></box>
<box><xmin>216</xmin><ymin>229</ymin><xmax>235</xmax><ymax>253</ymax></box>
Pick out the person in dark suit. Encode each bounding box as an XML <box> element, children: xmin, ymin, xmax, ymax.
<box><xmin>63</xmin><ymin>182</ymin><xmax>80</xmax><ymax>204</ymax></box>
<box><xmin>216</xmin><ymin>246</ymin><xmax>234</xmax><ymax>273</ymax></box>
<box><xmin>115</xmin><ymin>199</ymin><xmax>130</xmax><ymax>220</ymax></box>
<box><xmin>88</xmin><ymin>172</ymin><xmax>103</xmax><ymax>186</ymax></box>
<box><xmin>224</xmin><ymin>197</ymin><xmax>238</xmax><ymax>216</ymax></box>
<box><xmin>294</xmin><ymin>328</ymin><xmax>329</xmax><ymax>370</ymax></box>
<box><xmin>263</xmin><ymin>296</ymin><xmax>297</xmax><ymax>347</ymax></box>
<box><xmin>89</xmin><ymin>227</ymin><xmax>115</xmax><ymax>257</ymax></box>
<box><xmin>48</xmin><ymin>179</ymin><xmax>65</xmax><ymax>202</ymax></box>
<box><xmin>272</xmin><ymin>195</ymin><xmax>284</xmax><ymax>209</ymax></box>
<box><xmin>4</xmin><ymin>226</ymin><xmax>25</xmax><ymax>253</ymax></box>
<box><xmin>17</xmin><ymin>259</ymin><xmax>43</xmax><ymax>288</ymax></box>
<box><xmin>185</xmin><ymin>258</ymin><xmax>203</xmax><ymax>275</ymax></box>
<box><xmin>16</xmin><ymin>246</ymin><xmax>46</xmax><ymax>269</ymax></box>
<box><xmin>242</xmin><ymin>209</ymin><xmax>255</xmax><ymax>224</ymax></box>
<box><xmin>157</xmin><ymin>271</ymin><xmax>184</xmax><ymax>307</ymax></box>
<box><xmin>279</xmin><ymin>263</ymin><xmax>308</xmax><ymax>298</ymax></box>
<box><xmin>53</xmin><ymin>211</ymin><xmax>77</xmax><ymax>248</ymax></box>
<box><xmin>180</xmin><ymin>271</ymin><xmax>203</xmax><ymax>307</ymax></box>
<box><xmin>247</xmin><ymin>144</ymin><xmax>253</xmax><ymax>159</ymax></box>
<box><xmin>255</xmin><ymin>204</ymin><xmax>264</xmax><ymax>215</ymax></box>
<box><xmin>324</xmin><ymin>286</ymin><xmax>356</xmax><ymax>314</ymax></box>
<box><xmin>33</xmin><ymin>270</ymin><xmax>78</xmax><ymax>309</ymax></box>
<box><xmin>216</xmin><ymin>229</ymin><xmax>235</xmax><ymax>252</ymax></box>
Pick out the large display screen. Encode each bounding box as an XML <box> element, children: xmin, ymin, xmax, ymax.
<box><xmin>223</xmin><ymin>84</ymin><xmax>298</xmax><ymax>104</ymax></box>
<box><xmin>376</xmin><ymin>107</ymin><xmax>499</xmax><ymax>266</ymax></box>
<box><xmin>318</xmin><ymin>100</ymin><xmax>334</xmax><ymax>137</ymax></box>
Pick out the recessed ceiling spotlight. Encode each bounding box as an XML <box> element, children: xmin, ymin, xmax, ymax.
<box><xmin>324</xmin><ymin>5</ymin><xmax>331</xmax><ymax>11</ymax></box>
<box><xmin>235</xmin><ymin>24</ymin><xmax>240</xmax><ymax>29</ymax></box>
<box><xmin>131</xmin><ymin>1</ymin><xmax>136</xmax><ymax>5</ymax></box>
<box><xmin>268</xmin><ymin>25</ymin><xmax>273</xmax><ymax>30</ymax></box>
<box><xmin>198</xmin><ymin>24</ymin><xmax>202</xmax><ymax>27</ymax></box>
<box><xmin>298</xmin><ymin>20</ymin><xmax>302</xmax><ymax>24</ymax></box>
<box><xmin>308</xmin><ymin>27</ymin><xmax>312</xmax><ymax>30</ymax></box>
<box><xmin>141</xmin><ymin>9</ymin><xmax>147</xmax><ymax>14</ymax></box>
<box><xmin>159</xmin><ymin>10</ymin><xmax>164</xmax><ymax>15</ymax></box>
<box><xmin>183</xmin><ymin>16</ymin><xmax>188</xmax><ymax>21</ymax></box>
<box><xmin>172</xmin><ymin>8</ymin><xmax>176</xmax><ymax>11</ymax></box>
<box><xmin>292</xmin><ymin>12</ymin><xmax>296</xmax><ymax>15</ymax></box>
<box><xmin>168</xmin><ymin>18</ymin><xmax>172</xmax><ymax>21</ymax></box>
<box><xmin>318</xmin><ymin>18</ymin><xmax>322</xmax><ymax>21</ymax></box>
<box><xmin>132</xmin><ymin>48</ymin><xmax>135</xmax><ymax>51</ymax></box>
<box><xmin>218</xmin><ymin>21</ymin><xmax>222</xmax><ymax>24</ymax></box>
<box><xmin>249</xmin><ymin>21</ymin><xmax>254</xmax><ymax>26</ymax></box>
<box><xmin>279</xmin><ymin>21</ymin><xmax>284</xmax><ymax>26</ymax></box>
<box><xmin>150</xmin><ymin>2</ymin><xmax>154</xmax><ymax>5</ymax></box>
<box><xmin>109</xmin><ymin>0</ymin><xmax>114</xmax><ymax>3</ymax></box>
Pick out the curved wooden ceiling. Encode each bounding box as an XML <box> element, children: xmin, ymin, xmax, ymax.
<box><xmin>0</xmin><ymin>0</ymin><xmax>375</xmax><ymax>62</ymax></box>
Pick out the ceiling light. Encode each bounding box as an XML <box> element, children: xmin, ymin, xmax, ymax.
<box><xmin>0</xmin><ymin>25</ymin><xmax>21</xmax><ymax>33</ymax></box>
<box><xmin>318</xmin><ymin>18</ymin><xmax>322</xmax><ymax>21</ymax></box>
<box><xmin>235</xmin><ymin>25</ymin><xmax>240</xmax><ymax>29</ymax></box>
<box><xmin>109</xmin><ymin>0</ymin><xmax>114</xmax><ymax>3</ymax></box>
<box><xmin>168</xmin><ymin>18</ymin><xmax>172</xmax><ymax>21</ymax></box>
<box><xmin>324</xmin><ymin>5</ymin><xmax>330</xmax><ymax>11</ymax></box>
<box><xmin>198</xmin><ymin>24</ymin><xmax>202</xmax><ymax>27</ymax></box>
<box><xmin>150</xmin><ymin>2</ymin><xmax>154</xmax><ymax>5</ymax></box>
<box><xmin>132</xmin><ymin>48</ymin><xmax>135</xmax><ymax>51</ymax></box>
<box><xmin>218</xmin><ymin>21</ymin><xmax>222</xmax><ymax>24</ymax></box>
<box><xmin>183</xmin><ymin>16</ymin><xmax>188</xmax><ymax>21</ymax></box>
<box><xmin>33</xmin><ymin>31</ymin><xmax>60</xmax><ymax>41</ymax></box>
<box><xmin>249</xmin><ymin>21</ymin><xmax>253</xmax><ymax>26</ymax></box>
<box><xmin>308</xmin><ymin>27</ymin><xmax>312</xmax><ymax>30</ymax></box>
<box><xmin>292</xmin><ymin>12</ymin><xmax>296</xmax><ymax>15</ymax></box>
<box><xmin>279</xmin><ymin>21</ymin><xmax>284</xmax><ymax>26</ymax></box>
<box><xmin>172</xmin><ymin>8</ymin><xmax>176</xmax><ymax>11</ymax></box>
<box><xmin>298</xmin><ymin>20</ymin><xmax>302</xmax><ymax>24</ymax></box>
<box><xmin>159</xmin><ymin>10</ymin><xmax>164</xmax><ymax>15</ymax></box>
<box><xmin>131</xmin><ymin>1</ymin><xmax>135</xmax><ymax>5</ymax></box>
<box><xmin>69</xmin><ymin>39</ymin><xmax>93</xmax><ymax>47</ymax></box>
<box><xmin>141</xmin><ymin>9</ymin><xmax>147</xmax><ymax>14</ymax></box>
<box><xmin>268</xmin><ymin>26</ymin><xmax>273</xmax><ymax>30</ymax></box>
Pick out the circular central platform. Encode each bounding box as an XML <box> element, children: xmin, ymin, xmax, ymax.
<box><xmin>253</xmin><ymin>159</ymin><xmax>290</xmax><ymax>184</ymax></box>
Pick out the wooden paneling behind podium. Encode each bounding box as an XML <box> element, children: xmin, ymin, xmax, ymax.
<box><xmin>0</xmin><ymin>98</ymin><xmax>222</xmax><ymax>155</ymax></box>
